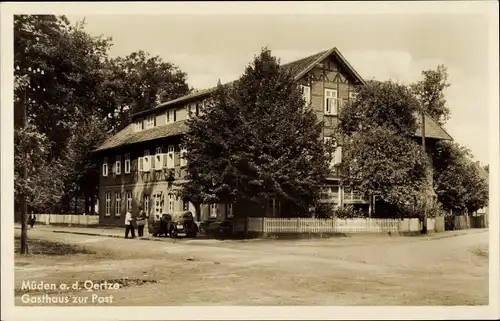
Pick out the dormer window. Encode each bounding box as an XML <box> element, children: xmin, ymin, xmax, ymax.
<box><xmin>167</xmin><ymin>109</ymin><xmax>176</xmax><ymax>124</ymax></box>
<box><xmin>146</xmin><ymin>115</ymin><xmax>155</xmax><ymax>129</ymax></box>
<box><xmin>187</xmin><ymin>103</ymin><xmax>198</xmax><ymax>119</ymax></box>
<box><xmin>134</xmin><ymin>119</ymin><xmax>143</xmax><ymax>132</ymax></box>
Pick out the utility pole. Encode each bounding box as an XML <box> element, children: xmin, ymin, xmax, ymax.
<box><xmin>421</xmin><ymin>109</ymin><xmax>428</xmax><ymax>234</ymax></box>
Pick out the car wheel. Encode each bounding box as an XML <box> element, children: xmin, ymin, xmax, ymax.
<box><xmin>171</xmin><ymin>229</ymin><xmax>178</xmax><ymax>238</ymax></box>
<box><xmin>152</xmin><ymin>233</ymin><xmax>157</xmax><ymax>237</ymax></box>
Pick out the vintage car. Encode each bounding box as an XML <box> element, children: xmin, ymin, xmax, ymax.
<box><xmin>149</xmin><ymin>214</ymin><xmax>171</xmax><ymax>237</ymax></box>
<box><xmin>166</xmin><ymin>211</ymin><xmax>199</xmax><ymax>238</ymax></box>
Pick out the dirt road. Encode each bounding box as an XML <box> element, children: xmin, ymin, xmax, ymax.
<box><xmin>14</xmin><ymin>227</ymin><xmax>489</xmax><ymax>306</ymax></box>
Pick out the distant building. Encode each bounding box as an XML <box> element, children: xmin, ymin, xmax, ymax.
<box><xmin>93</xmin><ymin>46</ymin><xmax>452</xmax><ymax>226</ymax></box>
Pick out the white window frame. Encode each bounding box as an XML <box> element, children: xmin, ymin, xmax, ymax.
<box><xmin>143</xmin><ymin>149</ymin><xmax>150</xmax><ymax>172</ymax></box>
<box><xmin>300</xmin><ymin>85</ymin><xmax>311</xmax><ymax>107</ymax></box>
<box><xmin>126</xmin><ymin>191</ymin><xmax>132</xmax><ymax>212</ymax></box>
<box><xmin>168</xmin><ymin>194</ymin><xmax>174</xmax><ymax>213</ymax></box>
<box><xmin>115</xmin><ymin>156</ymin><xmax>121</xmax><ymax>175</ymax></box>
<box><xmin>180</xmin><ymin>147</ymin><xmax>187</xmax><ymax>167</ymax></box>
<box><xmin>115</xmin><ymin>192</ymin><xmax>121</xmax><ymax>216</ymax></box>
<box><xmin>144</xmin><ymin>194</ymin><xmax>149</xmax><ymax>216</ymax></box>
<box><xmin>187</xmin><ymin>103</ymin><xmax>197</xmax><ymax>119</ymax></box>
<box><xmin>124</xmin><ymin>153</ymin><xmax>131</xmax><ymax>174</ymax></box>
<box><xmin>324</xmin><ymin>89</ymin><xmax>338</xmax><ymax>115</ymax></box>
<box><xmin>210</xmin><ymin>203</ymin><xmax>217</xmax><ymax>218</ymax></box>
<box><xmin>167</xmin><ymin>109</ymin><xmax>175</xmax><ymax>124</ymax></box>
<box><xmin>154</xmin><ymin>147</ymin><xmax>163</xmax><ymax>171</ymax></box>
<box><xmin>134</xmin><ymin>119</ymin><xmax>143</xmax><ymax>132</ymax></box>
<box><xmin>105</xmin><ymin>192</ymin><xmax>111</xmax><ymax>216</ymax></box>
<box><xmin>167</xmin><ymin>145</ymin><xmax>175</xmax><ymax>169</ymax></box>
<box><xmin>146</xmin><ymin>115</ymin><xmax>155</xmax><ymax>129</ymax></box>
<box><xmin>102</xmin><ymin>157</ymin><xmax>108</xmax><ymax>177</ymax></box>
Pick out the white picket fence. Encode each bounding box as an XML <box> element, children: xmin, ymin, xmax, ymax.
<box><xmin>33</xmin><ymin>214</ymin><xmax>99</xmax><ymax>226</ymax></box>
<box><xmin>236</xmin><ymin>217</ymin><xmax>435</xmax><ymax>234</ymax></box>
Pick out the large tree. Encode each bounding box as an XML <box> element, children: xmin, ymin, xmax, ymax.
<box><xmin>432</xmin><ymin>141</ymin><xmax>488</xmax><ymax>214</ymax></box>
<box><xmin>410</xmin><ymin>64</ymin><xmax>451</xmax><ymax>126</ymax></box>
<box><xmin>340</xmin><ymin>127</ymin><xmax>430</xmax><ymax>213</ymax></box>
<box><xmin>338</xmin><ymin>80</ymin><xmax>432</xmax><ymax>216</ymax></box>
<box><xmin>100</xmin><ymin>51</ymin><xmax>191</xmax><ymax>133</ymax></box>
<box><xmin>181</xmin><ymin>49</ymin><xmax>335</xmax><ymax>217</ymax></box>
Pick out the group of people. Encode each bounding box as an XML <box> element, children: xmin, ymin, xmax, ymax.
<box><xmin>124</xmin><ymin>206</ymin><xmax>148</xmax><ymax>238</ymax></box>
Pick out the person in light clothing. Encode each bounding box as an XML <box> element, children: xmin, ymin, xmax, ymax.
<box><xmin>124</xmin><ymin>210</ymin><xmax>135</xmax><ymax>238</ymax></box>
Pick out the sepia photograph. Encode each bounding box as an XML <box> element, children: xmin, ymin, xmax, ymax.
<box><xmin>1</xmin><ymin>1</ymin><xmax>499</xmax><ymax>320</ymax></box>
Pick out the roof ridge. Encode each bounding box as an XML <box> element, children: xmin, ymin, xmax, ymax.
<box><xmin>131</xmin><ymin>47</ymin><xmax>337</xmax><ymax>118</ymax></box>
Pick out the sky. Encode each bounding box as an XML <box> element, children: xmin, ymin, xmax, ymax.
<box><xmin>67</xmin><ymin>13</ymin><xmax>491</xmax><ymax>165</ymax></box>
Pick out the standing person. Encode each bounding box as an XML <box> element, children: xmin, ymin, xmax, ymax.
<box><xmin>29</xmin><ymin>212</ymin><xmax>35</xmax><ymax>229</ymax></box>
<box><xmin>124</xmin><ymin>209</ymin><xmax>135</xmax><ymax>238</ymax></box>
<box><xmin>136</xmin><ymin>206</ymin><xmax>146</xmax><ymax>237</ymax></box>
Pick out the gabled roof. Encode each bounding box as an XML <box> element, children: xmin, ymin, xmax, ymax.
<box><xmin>94</xmin><ymin>120</ymin><xmax>188</xmax><ymax>152</ymax></box>
<box><xmin>94</xmin><ymin>46</ymin><xmax>453</xmax><ymax>153</ymax></box>
<box><xmin>131</xmin><ymin>47</ymin><xmax>365</xmax><ymax>119</ymax></box>
<box><xmin>414</xmin><ymin>113</ymin><xmax>453</xmax><ymax>141</ymax></box>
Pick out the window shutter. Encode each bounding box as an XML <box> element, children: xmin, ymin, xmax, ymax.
<box><xmin>139</xmin><ymin>157</ymin><xmax>144</xmax><ymax>172</ymax></box>
<box><xmin>335</xmin><ymin>146</ymin><xmax>342</xmax><ymax>164</ymax></box>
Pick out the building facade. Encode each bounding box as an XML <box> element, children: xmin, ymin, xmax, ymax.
<box><xmin>94</xmin><ymin>47</ymin><xmax>452</xmax><ymax>226</ymax></box>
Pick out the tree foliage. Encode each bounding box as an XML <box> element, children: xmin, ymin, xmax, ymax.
<box><xmin>182</xmin><ymin>49</ymin><xmax>335</xmax><ymax>217</ymax></box>
<box><xmin>338</xmin><ymin>80</ymin><xmax>432</xmax><ymax>215</ymax></box>
<box><xmin>338</xmin><ymin>80</ymin><xmax>420</xmax><ymax>138</ymax></box>
<box><xmin>432</xmin><ymin>141</ymin><xmax>488</xmax><ymax>213</ymax></box>
<box><xmin>14</xmin><ymin>15</ymin><xmax>191</xmax><ymax>213</ymax></box>
<box><xmin>340</xmin><ymin>127</ymin><xmax>430</xmax><ymax>210</ymax></box>
<box><xmin>100</xmin><ymin>51</ymin><xmax>191</xmax><ymax>133</ymax></box>
<box><xmin>410</xmin><ymin>64</ymin><xmax>451</xmax><ymax>126</ymax></box>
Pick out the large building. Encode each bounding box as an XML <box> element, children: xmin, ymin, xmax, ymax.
<box><xmin>93</xmin><ymin>46</ymin><xmax>452</xmax><ymax>226</ymax></box>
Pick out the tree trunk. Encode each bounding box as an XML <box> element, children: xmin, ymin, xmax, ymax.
<box><xmin>74</xmin><ymin>194</ymin><xmax>78</xmax><ymax>215</ymax></box>
<box><xmin>91</xmin><ymin>194</ymin><xmax>96</xmax><ymax>215</ymax></box>
<box><xmin>20</xmin><ymin>88</ymin><xmax>28</xmax><ymax>255</ymax></box>
<box><xmin>84</xmin><ymin>194</ymin><xmax>89</xmax><ymax>215</ymax></box>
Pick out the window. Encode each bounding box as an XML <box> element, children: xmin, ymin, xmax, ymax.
<box><xmin>167</xmin><ymin>145</ymin><xmax>175</xmax><ymax>169</ymax></box>
<box><xmin>154</xmin><ymin>193</ymin><xmax>163</xmax><ymax>217</ymax></box>
<box><xmin>324</xmin><ymin>137</ymin><xmax>339</xmax><ymax>168</ymax></box>
<box><xmin>187</xmin><ymin>103</ymin><xmax>198</xmax><ymax>119</ymax></box>
<box><xmin>115</xmin><ymin>192</ymin><xmax>121</xmax><ymax>216</ymax></box>
<box><xmin>197</xmin><ymin>101</ymin><xmax>205</xmax><ymax>116</ymax></box>
<box><xmin>154</xmin><ymin>147</ymin><xmax>162</xmax><ymax>170</ymax></box>
<box><xmin>102</xmin><ymin>157</ymin><xmax>108</xmax><ymax>177</ymax></box>
<box><xmin>105</xmin><ymin>192</ymin><xmax>111</xmax><ymax>216</ymax></box>
<box><xmin>144</xmin><ymin>194</ymin><xmax>149</xmax><ymax>215</ymax></box>
<box><xmin>210</xmin><ymin>204</ymin><xmax>217</xmax><ymax>218</ymax></box>
<box><xmin>227</xmin><ymin>203</ymin><xmax>234</xmax><ymax>218</ymax></box>
<box><xmin>324</xmin><ymin>89</ymin><xmax>338</xmax><ymax>115</ymax></box>
<box><xmin>126</xmin><ymin>191</ymin><xmax>132</xmax><ymax>212</ymax></box>
<box><xmin>143</xmin><ymin>149</ymin><xmax>150</xmax><ymax>171</ymax></box>
<box><xmin>146</xmin><ymin>115</ymin><xmax>155</xmax><ymax>129</ymax></box>
<box><xmin>180</xmin><ymin>147</ymin><xmax>187</xmax><ymax>167</ymax></box>
<box><xmin>300</xmin><ymin>85</ymin><xmax>311</xmax><ymax>107</ymax></box>
<box><xmin>134</xmin><ymin>119</ymin><xmax>143</xmax><ymax>132</ymax></box>
<box><xmin>115</xmin><ymin>156</ymin><xmax>121</xmax><ymax>175</ymax></box>
<box><xmin>168</xmin><ymin>194</ymin><xmax>174</xmax><ymax>213</ymax></box>
<box><xmin>124</xmin><ymin>154</ymin><xmax>131</xmax><ymax>174</ymax></box>
<box><xmin>167</xmin><ymin>109</ymin><xmax>176</xmax><ymax>124</ymax></box>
